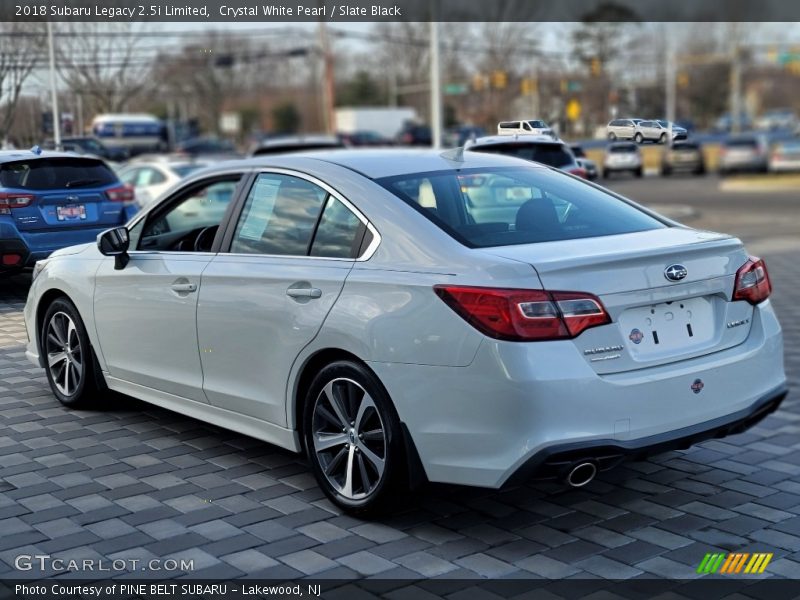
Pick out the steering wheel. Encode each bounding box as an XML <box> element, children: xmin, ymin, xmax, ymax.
<box><xmin>193</xmin><ymin>226</ymin><xmax>218</xmax><ymax>252</ymax></box>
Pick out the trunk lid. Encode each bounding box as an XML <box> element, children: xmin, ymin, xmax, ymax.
<box><xmin>483</xmin><ymin>228</ymin><xmax>754</xmax><ymax>374</ymax></box>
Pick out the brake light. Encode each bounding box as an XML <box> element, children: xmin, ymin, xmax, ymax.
<box><xmin>105</xmin><ymin>184</ymin><xmax>135</xmax><ymax>203</ymax></box>
<box><xmin>0</xmin><ymin>192</ymin><xmax>34</xmax><ymax>214</ymax></box>
<box><xmin>434</xmin><ymin>285</ymin><xmax>610</xmax><ymax>341</ymax></box>
<box><xmin>568</xmin><ymin>167</ymin><xmax>588</xmax><ymax>179</ymax></box>
<box><xmin>733</xmin><ymin>256</ymin><xmax>772</xmax><ymax>305</ymax></box>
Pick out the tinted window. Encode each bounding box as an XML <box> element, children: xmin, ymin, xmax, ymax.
<box><xmin>571</xmin><ymin>146</ymin><xmax>586</xmax><ymax>158</ymax></box>
<box><xmin>310</xmin><ymin>197</ymin><xmax>364</xmax><ymax>258</ymax></box>
<box><xmin>726</xmin><ymin>138</ymin><xmax>758</xmax><ymax>148</ymax></box>
<box><xmin>499</xmin><ymin>122</ymin><xmax>520</xmax><ymax>128</ymax></box>
<box><xmin>610</xmin><ymin>144</ymin><xmax>638</xmax><ymax>153</ymax></box>
<box><xmin>674</xmin><ymin>142</ymin><xmax>699</xmax><ymax>150</ymax></box>
<box><xmin>527</xmin><ymin>120</ymin><xmax>546</xmax><ymax>128</ymax></box>
<box><xmin>0</xmin><ymin>158</ymin><xmax>118</xmax><ymax>190</ymax></box>
<box><xmin>377</xmin><ymin>166</ymin><xmax>664</xmax><ymax>248</ymax></box>
<box><xmin>471</xmin><ymin>143</ymin><xmax>574</xmax><ymax>168</ymax></box>
<box><xmin>139</xmin><ymin>178</ymin><xmax>240</xmax><ymax>251</ymax></box>
<box><xmin>231</xmin><ymin>174</ymin><xmax>326</xmax><ymax>256</ymax></box>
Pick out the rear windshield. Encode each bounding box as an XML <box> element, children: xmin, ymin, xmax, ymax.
<box><xmin>253</xmin><ymin>142</ymin><xmax>344</xmax><ymax>156</ymax></box>
<box><xmin>0</xmin><ymin>158</ymin><xmax>118</xmax><ymax>190</ymax></box>
<box><xmin>726</xmin><ymin>138</ymin><xmax>758</xmax><ymax>148</ymax></box>
<box><xmin>609</xmin><ymin>144</ymin><xmax>638</xmax><ymax>153</ymax></box>
<box><xmin>673</xmin><ymin>142</ymin><xmax>699</xmax><ymax>150</ymax></box>
<box><xmin>377</xmin><ymin>166</ymin><xmax>665</xmax><ymax>248</ymax></box>
<box><xmin>571</xmin><ymin>146</ymin><xmax>586</xmax><ymax>158</ymax></box>
<box><xmin>470</xmin><ymin>143</ymin><xmax>574</xmax><ymax>168</ymax></box>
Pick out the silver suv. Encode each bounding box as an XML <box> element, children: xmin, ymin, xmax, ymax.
<box><xmin>603</xmin><ymin>141</ymin><xmax>643</xmax><ymax>178</ymax></box>
<box><xmin>606</xmin><ymin>119</ymin><xmax>641</xmax><ymax>141</ymax></box>
<box><xmin>634</xmin><ymin>120</ymin><xmax>688</xmax><ymax>144</ymax></box>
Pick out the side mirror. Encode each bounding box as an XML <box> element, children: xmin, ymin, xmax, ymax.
<box><xmin>97</xmin><ymin>227</ymin><xmax>130</xmax><ymax>270</ymax></box>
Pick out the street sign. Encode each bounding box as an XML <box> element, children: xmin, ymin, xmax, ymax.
<box><xmin>444</xmin><ymin>83</ymin><xmax>468</xmax><ymax>95</ymax></box>
<box><xmin>566</xmin><ymin>99</ymin><xmax>581</xmax><ymax>122</ymax></box>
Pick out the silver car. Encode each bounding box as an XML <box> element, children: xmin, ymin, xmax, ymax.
<box><xmin>606</xmin><ymin>119</ymin><xmax>640</xmax><ymax>141</ymax></box>
<box><xmin>24</xmin><ymin>150</ymin><xmax>786</xmax><ymax>514</ymax></box>
<box><xmin>634</xmin><ymin>120</ymin><xmax>688</xmax><ymax>144</ymax></box>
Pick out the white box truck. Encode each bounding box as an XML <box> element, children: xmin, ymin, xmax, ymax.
<box><xmin>335</xmin><ymin>107</ymin><xmax>418</xmax><ymax>139</ymax></box>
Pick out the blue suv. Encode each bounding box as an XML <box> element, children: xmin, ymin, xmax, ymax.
<box><xmin>0</xmin><ymin>150</ymin><xmax>138</xmax><ymax>274</ymax></box>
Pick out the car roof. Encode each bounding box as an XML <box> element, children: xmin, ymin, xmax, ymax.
<box><xmin>470</xmin><ymin>134</ymin><xmax>562</xmax><ymax>146</ymax></box>
<box><xmin>0</xmin><ymin>149</ymin><xmax>99</xmax><ymax>164</ymax></box>
<box><xmin>191</xmin><ymin>149</ymin><xmax>544</xmax><ymax>180</ymax></box>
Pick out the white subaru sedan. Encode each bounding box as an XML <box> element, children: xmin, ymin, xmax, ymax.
<box><xmin>24</xmin><ymin>150</ymin><xmax>786</xmax><ymax>514</ymax></box>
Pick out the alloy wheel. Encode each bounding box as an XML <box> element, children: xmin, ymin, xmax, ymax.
<box><xmin>45</xmin><ymin>311</ymin><xmax>83</xmax><ymax>397</ymax></box>
<box><xmin>311</xmin><ymin>377</ymin><xmax>387</xmax><ymax>500</ymax></box>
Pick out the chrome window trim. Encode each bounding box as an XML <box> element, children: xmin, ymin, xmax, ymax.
<box><xmin>125</xmin><ymin>166</ymin><xmax>382</xmax><ymax>262</ymax></box>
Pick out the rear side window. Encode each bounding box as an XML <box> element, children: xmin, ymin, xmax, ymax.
<box><xmin>0</xmin><ymin>158</ymin><xmax>118</xmax><ymax>190</ymax></box>
<box><xmin>231</xmin><ymin>174</ymin><xmax>327</xmax><ymax>256</ymax></box>
<box><xmin>471</xmin><ymin>143</ymin><xmax>574</xmax><ymax>168</ymax></box>
<box><xmin>310</xmin><ymin>197</ymin><xmax>364</xmax><ymax>258</ymax></box>
<box><xmin>498</xmin><ymin>122</ymin><xmax>520</xmax><ymax>129</ymax></box>
<box><xmin>378</xmin><ymin>166</ymin><xmax>664</xmax><ymax>248</ymax></box>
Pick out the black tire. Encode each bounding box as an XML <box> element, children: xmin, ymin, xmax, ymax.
<box><xmin>608</xmin><ymin>132</ymin><xmax>617</xmax><ymax>141</ymax></box>
<box><xmin>41</xmin><ymin>298</ymin><xmax>105</xmax><ymax>408</ymax></box>
<box><xmin>635</xmin><ymin>167</ymin><xmax>643</xmax><ymax>178</ymax></box>
<box><xmin>659</xmin><ymin>133</ymin><xmax>667</xmax><ymax>144</ymax></box>
<box><xmin>634</xmin><ymin>133</ymin><xmax>643</xmax><ymax>144</ymax></box>
<box><xmin>662</xmin><ymin>166</ymin><xmax>672</xmax><ymax>176</ymax></box>
<box><xmin>303</xmin><ymin>361</ymin><xmax>406</xmax><ymax>516</ymax></box>
<box><xmin>602</xmin><ymin>170</ymin><xmax>610</xmax><ymax>179</ymax></box>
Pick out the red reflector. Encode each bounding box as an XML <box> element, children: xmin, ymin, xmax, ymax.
<box><xmin>434</xmin><ymin>285</ymin><xmax>610</xmax><ymax>341</ymax></box>
<box><xmin>0</xmin><ymin>192</ymin><xmax>34</xmax><ymax>209</ymax></box>
<box><xmin>568</xmin><ymin>167</ymin><xmax>588</xmax><ymax>179</ymax></box>
<box><xmin>105</xmin><ymin>184</ymin><xmax>135</xmax><ymax>203</ymax></box>
<box><xmin>733</xmin><ymin>256</ymin><xmax>772</xmax><ymax>305</ymax></box>
<box><xmin>2</xmin><ymin>254</ymin><xmax>21</xmax><ymax>266</ymax></box>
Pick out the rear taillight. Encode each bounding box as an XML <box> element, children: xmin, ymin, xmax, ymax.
<box><xmin>568</xmin><ymin>167</ymin><xmax>588</xmax><ymax>179</ymax></box>
<box><xmin>733</xmin><ymin>256</ymin><xmax>772</xmax><ymax>305</ymax></box>
<box><xmin>434</xmin><ymin>285</ymin><xmax>611</xmax><ymax>341</ymax></box>
<box><xmin>0</xmin><ymin>192</ymin><xmax>34</xmax><ymax>214</ymax></box>
<box><xmin>105</xmin><ymin>184</ymin><xmax>135</xmax><ymax>203</ymax></box>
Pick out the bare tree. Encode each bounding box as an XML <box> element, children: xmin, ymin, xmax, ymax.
<box><xmin>56</xmin><ymin>23</ymin><xmax>151</xmax><ymax>116</ymax></box>
<box><xmin>0</xmin><ymin>23</ymin><xmax>44</xmax><ymax>143</ymax></box>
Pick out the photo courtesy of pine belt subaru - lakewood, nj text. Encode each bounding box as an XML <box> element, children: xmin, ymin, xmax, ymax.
<box><xmin>23</xmin><ymin>149</ymin><xmax>787</xmax><ymax>514</ymax></box>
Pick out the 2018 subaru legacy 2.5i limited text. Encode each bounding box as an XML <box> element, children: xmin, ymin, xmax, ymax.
<box><xmin>24</xmin><ymin>150</ymin><xmax>786</xmax><ymax>513</ymax></box>
<box><xmin>0</xmin><ymin>149</ymin><xmax>137</xmax><ymax>274</ymax></box>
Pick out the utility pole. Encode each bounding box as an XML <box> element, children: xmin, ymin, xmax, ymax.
<box><xmin>47</xmin><ymin>22</ymin><xmax>60</xmax><ymax>149</ymax></box>
<box><xmin>76</xmin><ymin>94</ymin><xmax>84</xmax><ymax>136</ymax></box>
<box><xmin>388</xmin><ymin>69</ymin><xmax>398</xmax><ymax>107</ymax></box>
<box><xmin>730</xmin><ymin>45</ymin><xmax>742</xmax><ymax>134</ymax></box>
<box><xmin>429</xmin><ymin>20</ymin><xmax>442</xmax><ymax>148</ymax></box>
<box><xmin>318</xmin><ymin>21</ymin><xmax>336</xmax><ymax>135</ymax></box>
<box><xmin>665</xmin><ymin>32</ymin><xmax>676</xmax><ymax>145</ymax></box>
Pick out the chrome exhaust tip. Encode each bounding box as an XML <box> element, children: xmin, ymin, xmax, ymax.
<box><xmin>566</xmin><ymin>462</ymin><xmax>597</xmax><ymax>488</ymax></box>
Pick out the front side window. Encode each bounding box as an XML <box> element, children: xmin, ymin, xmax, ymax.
<box><xmin>138</xmin><ymin>177</ymin><xmax>240</xmax><ymax>251</ymax></box>
<box><xmin>377</xmin><ymin>166</ymin><xmax>664</xmax><ymax>248</ymax></box>
<box><xmin>231</xmin><ymin>174</ymin><xmax>327</xmax><ymax>256</ymax></box>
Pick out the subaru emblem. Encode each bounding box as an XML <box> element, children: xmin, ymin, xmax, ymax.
<box><xmin>691</xmin><ymin>379</ymin><xmax>704</xmax><ymax>394</ymax></box>
<box><xmin>629</xmin><ymin>328</ymin><xmax>644</xmax><ymax>344</ymax></box>
<box><xmin>664</xmin><ymin>264</ymin><xmax>688</xmax><ymax>282</ymax></box>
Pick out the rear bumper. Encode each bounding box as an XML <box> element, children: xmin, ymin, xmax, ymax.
<box><xmin>0</xmin><ymin>238</ymin><xmax>30</xmax><ymax>272</ymax></box>
<box><xmin>506</xmin><ymin>383</ymin><xmax>787</xmax><ymax>485</ymax></box>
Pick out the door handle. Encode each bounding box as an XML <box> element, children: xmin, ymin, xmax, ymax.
<box><xmin>286</xmin><ymin>287</ymin><xmax>322</xmax><ymax>299</ymax></box>
<box><xmin>171</xmin><ymin>282</ymin><xmax>197</xmax><ymax>293</ymax></box>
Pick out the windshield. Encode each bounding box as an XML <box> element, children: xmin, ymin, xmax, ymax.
<box><xmin>470</xmin><ymin>143</ymin><xmax>574</xmax><ymax>168</ymax></box>
<box><xmin>0</xmin><ymin>158</ymin><xmax>118</xmax><ymax>190</ymax></box>
<box><xmin>377</xmin><ymin>166</ymin><xmax>664</xmax><ymax>248</ymax></box>
<box><xmin>527</xmin><ymin>120</ymin><xmax>547</xmax><ymax>128</ymax></box>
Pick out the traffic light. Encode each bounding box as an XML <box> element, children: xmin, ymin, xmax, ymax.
<box><xmin>591</xmin><ymin>57</ymin><xmax>602</xmax><ymax>77</ymax></box>
<box><xmin>678</xmin><ymin>72</ymin><xmax>689</xmax><ymax>88</ymax></box>
<box><xmin>491</xmin><ymin>70</ymin><xmax>507</xmax><ymax>89</ymax></box>
<box><xmin>521</xmin><ymin>78</ymin><xmax>538</xmax><ymax>95</ymax></box>
<box><xmin>472</xmin><ymin>73</ymin><xmax>486</xmax><ymax>91</ymax></box>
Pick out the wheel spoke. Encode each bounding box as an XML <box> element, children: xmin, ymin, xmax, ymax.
<box><xmin>66</xmin><ymin>319</ymin><xmax>77</xmax><ymax>349</ymax></box>
<box><xmin>47</xmin><ymin>351</ymin><xmax>67</xmax><ymax>368</ymax></box>
<box><xmin>361</xmin><ymin>429</ymin><xmax>384</xmax><ymax>442</ymax></box>
<box><xmin>315</xmin><ymin>404</ymin><xmax>342</xmax><ymax>430</ymax></box>
<box><xmin>314</xmin><ymin>432</ymin><xmax>348</xmax><ymax>452</ymax></box>
<box><xmin>324</xmin><ymin>445</ymin><xmax>348</xmax><ymax>476</ymax></box>
<box><xmin>356</xmin><ymin>452</ymin><xmax>371</xmax><ymax>493</ymax></box>
<box><xmin>354</xmin><ymin>392</ymin><xmax>377</xmax><ymax>432</ymax></box>
<box><xmin>358</xmin><ymin>443</ymin><xmax>385</xmax><ymax>477</ymax></box>
<box><xmin>323</xmin><ymin>381</ymin><xmax>350</xmax><ymax>427</ymax></box>
<box><xmin>50</xmin><ymin>316</ymin><xmax>66</xmax><ymax>346</ymax></box>
<box><xmin>342</xmin><ymin>446</ymin><xmax>355</xmax><ymax>498</ymax></box>
<box><xmin>62</xmin><ymin>359</ymin><xmax>71</xmax><ymax>395</ymax></box>
<box><xmin>47</xmin><ymin>333</ymin><xmax>62</xmax><ymax>348</ymax></box>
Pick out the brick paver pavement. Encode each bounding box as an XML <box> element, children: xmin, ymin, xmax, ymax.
<box><xmin>0</xmin><ymin>249</ymin><xmax>797</xmax><ymax>580</ymax></box>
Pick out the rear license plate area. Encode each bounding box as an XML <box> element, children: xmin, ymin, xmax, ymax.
<box><xmin>57</xmin><ymin>204</ymin><xmax>86</xmax><ymax>221</ymax></box>
<box><xmin>619</xmin><ymin>296</ymin><xmax>715</xmax><ymax>357</ymax></box>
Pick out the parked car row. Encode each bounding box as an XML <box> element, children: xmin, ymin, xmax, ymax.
<box><xmin>607</xmin><ymin>119</ymin><xmax>688</xmax><ymax>144</ymax></box>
